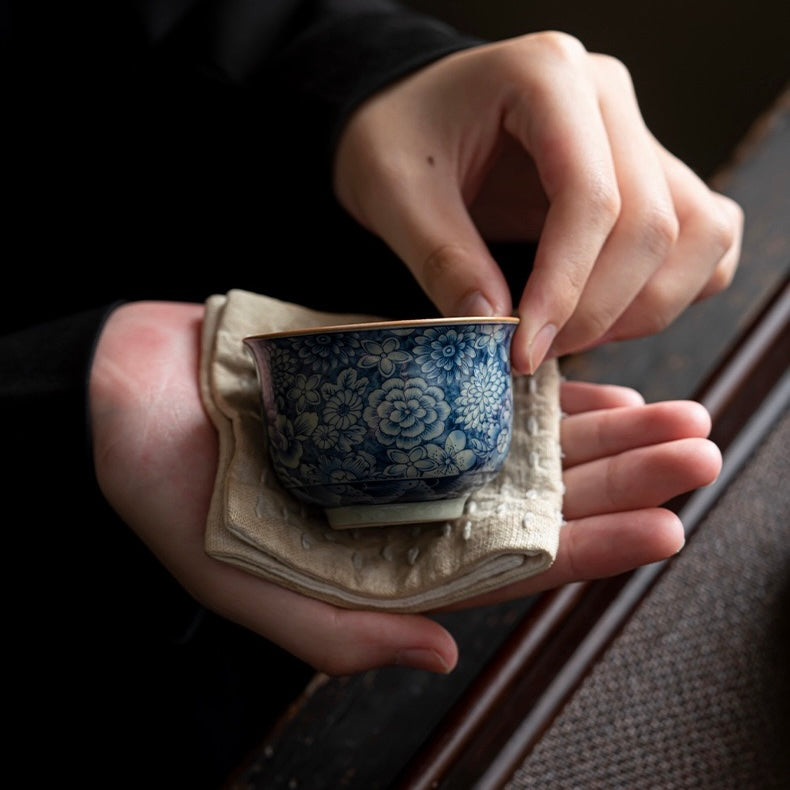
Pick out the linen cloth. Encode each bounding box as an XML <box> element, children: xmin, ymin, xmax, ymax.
<box><xmin>200</xmin><ymin>289</ymin><xmax>564</xmax><ymax>612</ymax></box>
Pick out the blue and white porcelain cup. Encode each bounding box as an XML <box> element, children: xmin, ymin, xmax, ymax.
<box><xmin>244</xmin><ymin>316</ymin><xmax>518</xmax><ymax>528</ymax></box>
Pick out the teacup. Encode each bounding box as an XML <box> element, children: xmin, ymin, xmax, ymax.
<box><xmin>243</xmin><ymin>316</ymin><xmax>518</xmax><ymax>528</ymax></box>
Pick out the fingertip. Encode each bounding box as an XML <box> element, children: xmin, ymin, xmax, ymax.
<box><xmin>511</xmin><ymin>325</ymin><xmax>532</xmax><ymax>375</ymax></box>
<box><xmin>613</xmin><ymin>386</ymin><xmax>646</xmax><ymax>407</ymax></box>
<box><xmin>630</xmin><ymin>508</ymin><xmax>686</xmax><ymax>563</ymax></box>
<box><xmin>388</xmin><ymin>615</ymin><xmax>459</xmax><ymax>674</ymax></box>
<box><xmin>395</xmin><ymin>646</ymin><xmax>457</xmax><ymax>674</ymax></box>
<box><xmin>457</xmin><ymin>290</ymin><xmax>497</xmax><ymax>318</ymax></box>
<box><xmin>430</xmin><ymin>624</ymin><xmax>460</xmax><ymax>673</ymax></box>
<box><xmin>512</xmin><ymin>322</ymin><xmax>557</xmax><ymax>375</ymax></box>
<box><xmin>697</xmin><ymin>438</ymin><xmax>723</xmax><ymax>486</ymax></box>
<box><xmin>685</xmin><ymin>400</ymin><xmax>713</xmax><ymax>438</ymax></box>
<box><xmin>394</xmin><ymin>623</ymin><xmax>459</xmax><ymax>673</ymax></box>
<box><xmin>529</xmin><ymin>323</ymin><xmax>558</xmax><ymax>374</ymax></box>
<box><xmin>658</xmin><ymin>509</ymin><xmax>686</xmax><ymax>556</ymax></box>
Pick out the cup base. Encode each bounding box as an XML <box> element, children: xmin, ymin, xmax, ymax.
<box><xmin>325</xmin><ymin>496</ymin><xmax>469</xmax><ymax>529</ymax></box>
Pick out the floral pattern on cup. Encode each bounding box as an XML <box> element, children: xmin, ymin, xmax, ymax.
<box><xmin>245</xmin><ymin>321</ymin><xmax>517</xmax><ymax>509</ymax></box>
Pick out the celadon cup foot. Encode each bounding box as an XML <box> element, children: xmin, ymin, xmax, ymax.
<box><xmin>325</xmin><ymin>495</ymin><xmax>470</xmax><ymax>529</ymax></box>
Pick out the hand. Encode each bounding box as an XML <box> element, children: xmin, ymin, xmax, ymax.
<box><xmin>90</xmin><ymin>301</ymin><xmax>721</xmax><ymax>676</ymax></box>
<box><xmin>333</xmin><ymin>31</ymin><xmax>743</xmax><ymax>373</ymax></box>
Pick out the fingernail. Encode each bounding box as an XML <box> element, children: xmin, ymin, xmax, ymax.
<box><xmin>458</xmin><ymin>291</ymin><xmax>495</xmax><ymax>317</ymax></box>
<box><xmin>395</xmin><ymin>648</ymin><xmax>452</xmax><ymax>674</ymax></box>
<box><xmin>527</xmin><ymin>323</ymin><xmax>557</xmax><ymax>373</ymax></box>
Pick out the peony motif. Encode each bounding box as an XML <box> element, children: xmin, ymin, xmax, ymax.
<box><xmin>364</xmin><ymin>376</ymin><xmax>451</xmax><ymax>449</ymax></box>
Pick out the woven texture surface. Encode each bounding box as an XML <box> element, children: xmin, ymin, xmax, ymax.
<box><xmin>507</xmin><ymin>408</ymin><xmax>790</xmax><ymax>790</ymax></box>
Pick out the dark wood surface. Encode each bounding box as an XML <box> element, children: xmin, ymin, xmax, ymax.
<box><xmin>225</xmin><ymin>88</ymin><xmax>789</xmax><ymax>790</ymax></box>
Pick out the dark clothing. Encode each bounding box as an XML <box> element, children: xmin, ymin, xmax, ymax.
<box><xmin>4</xmin><ymin>2</ymin><xmax>530</xmax><ymax>786</ymax></box>
<box><xmin>6</xmin><ymin>0</ymin><xmax>482</xmax><ymax>322</ymax></box>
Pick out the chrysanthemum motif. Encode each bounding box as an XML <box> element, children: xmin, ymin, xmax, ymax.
<box><xmin>308</xmin><ymin>368</ymin><xmax>367</xmax><ymax>452</ymax></box>
<box><xmin>320</xmin><ymin>368</ymin><xmax>368</xmax><ymax>428</ymax></box>
<box><xmin>456</xmin><ymin>356</ymin><xmax>508</xmax><ymax>431</ymax></box>
<box><xmin>358</xmin><ymin>337</ymin><xmax>411</xmax><ymax>377</ymax></box>
<box><xmin>364</xmin><ymin>377</ymin><xmax>451</xmax><ymax>449</ymax></box>
<box><xmin>267</xmin><ymin>412</ymin><xmax>318</xmax><ymax>470</ymax></box>
<box><xmin>268</xmin><ymin>345</ymin><xmax>299</xmax><ymax>389</ymax></box>
<box><xmin>294</xmin><ymin>332</ymin><xmax>360</xmax><ymax>374</ymax></box>
<box><xmin>413</xmin><ymin>327</ymin><xmax>478</xmax><ymax>385</ymax></box>
<box><xmin>496</xmin><ymin>423</ymin><xmax>511</xmax><ymax>455</ymax></box>
<box><xmin>311</xmin><ymin>423</ymin><xmax>340</xmax><ymax>451</ymax></box>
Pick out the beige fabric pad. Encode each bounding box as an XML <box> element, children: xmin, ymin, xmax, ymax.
<box><xmin>200</xmin><ymin>289</ymin><xmax>564</xmax><ymax>612</ymax></box>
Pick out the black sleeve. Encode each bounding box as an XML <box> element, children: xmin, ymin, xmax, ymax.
<box><xmin>10</xmin><ymin>0</ymin><xmax>483</xmax><ymax>210</ymax></box>
<box><xmin>238</xmin><ymin>0</ymin><xmax>484</xmax><ymax>178</ymax></box>
<box><xmin>130</xmin><ymin>0</ymin><xmax>483</xmax><ymax>173</ymax></box>
<box><xmin>0</xmin><ymin>305</ymin><xmax>119</xmax><ymax>542</ymax></box>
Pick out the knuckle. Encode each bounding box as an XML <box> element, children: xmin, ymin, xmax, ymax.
<box><xmin>688</xmin><ymin>192</ymin><xmax>740</xmax><ymax>260</ymax></box>
<box><xmin>586</xmin><ymin>171</ymin><xmax>622</xmax><ymax>228</ymax></box>
<box><xmin>498</xmin><ymin>32</ymin><xmax>588</xmax><ymax>92</ymax></box>
<box><xmin>707</xmin><ymin>210</ymin><xmax>737</xmax><ymax>258</ymax></box>
<box><xmin>420</xmin><ymin>243</ymin><xmax>470</xmax><ymax>291</ymax></box>
<box><xmin>639</xmin><ymin>206</ymin><xmax>680</xmax><ymax>259</ymax></box>
<box><xmin>556</xmin><ymin>263</ymin><xmax>591</xmax><ymax>303</ymax></box>
<box><xmin>721</xmin><ymin>194</ymin><xmax>745</xmax><ymax>230</ymax></box>
<box><xmin>544</xmin><ymin>268</ymin><xmax>595</xmax><ymax>338</ymax></box>
<box><xmin>632</xmin><ymin>286</ymin><xmax>677</xmax><ymax>334</ymax></box>
<box><xmin>593</xmin><ymin>53</ymin><xmax>634</xmax><ymax>87</ymax></box>
<box><xmin>531</xmin><ymin>30</ymin><xmax>587</xmax><ymax>61</ymax></box>
<box><xmin>705</xmin><ymin>260</ymin><xmax>736</xmax><ymax>294</ymax></box>
<box><xmin>573</xmin><ymin>309</ymin><xmax>617</xmax><ymax>345</ymax></box>
<box><xmin>642</xmin><ymin>309</ymin><xmax>674</xmax><ymax>335</ymax></box>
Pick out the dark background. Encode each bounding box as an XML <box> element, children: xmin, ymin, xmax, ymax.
<box><xmin>405</xmin><ymin>0</ymin><xmax>789</xmax><ymax>179</ymax></box>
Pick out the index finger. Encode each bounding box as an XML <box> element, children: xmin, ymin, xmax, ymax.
<box><xmin>503</xmin><ymin>34</ymin><xmax>620</xmax><ymax>372</ymax></box>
